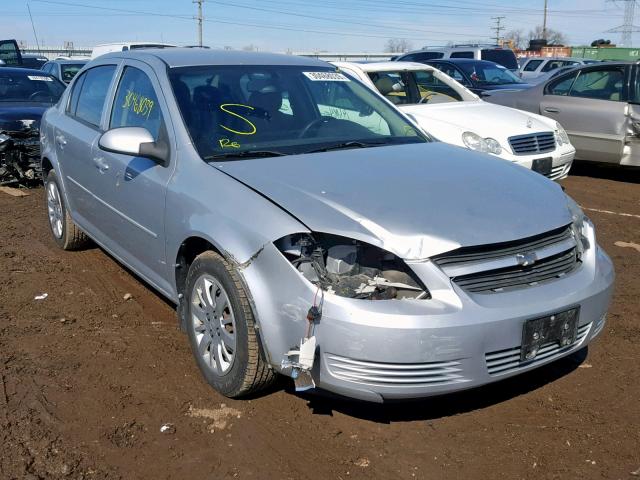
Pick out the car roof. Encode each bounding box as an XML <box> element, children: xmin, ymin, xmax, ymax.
<box><xmin>98</xmin><ymin>48</ymin><xmax>329</xmax><ymax>68</ymax></box>
<box><xmin>426</xmin><ymin>58</ymin><xmax>499</xmax><ymax>66</ymax></box>
<box><xmin>523</xmin><ymin>56</ymin><xmax>576</xmax><ymax>61</ymax></box>
<box><xmin>334</xmin><ymin>61</ymin><xmax>435</xmax><ymax>72</ymax></box>
<box><xmin>49</xmin><ymin>59</ymin><xmax>89</xmax><ymax>64</ymax></box>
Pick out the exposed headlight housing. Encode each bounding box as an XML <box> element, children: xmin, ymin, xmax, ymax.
<box><xmin>555</xmin><ymin>122</ymin><xmax>571</xmax><ymax>146</ymax></box>
<box><xmin>275</xmin><ymin>232</ymin><xmax>430</xmax><ymax>300</ymax></box>
<box><xmin>462</xmin><ymin>131</ymin><xmax>489</xmax><ymax>153</ymax></box>
<box><xmin>567</xmin><ymin>195</ymin><xmax>591</xmax><ymax>254</ymax></box>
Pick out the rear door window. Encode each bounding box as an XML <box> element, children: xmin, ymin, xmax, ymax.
<box><xmin>110</xmin><ymin>66</ymin><xmax>163</xmax><ymax>140</ymax></box>
<box><xmin>481</xmin><ymin>49</ymin><xmax>519</xmax><ymax>70</ymax></box>
<box><xmin>547</xmin><ymin>71</ymin><xmax>580</xmax><ymax>96</ymax></box>
<box><xmin>71</xmin><ymin>65</ymin><xmax>117</xmax><ymax>127</ymax></box>
<box><xmin>523</xmin><ymin>60</ymin><xmax>544</xmax><ymax>72</ymax></box>
<box><xmin>450</xmin><ymin>51</ymin><xmax>474</xmax><ymax>59</ymax></box>
<box><xmin>367</xmin><ymin>71</ymin><xmax>411</xmax><ymax>105</ymax></box>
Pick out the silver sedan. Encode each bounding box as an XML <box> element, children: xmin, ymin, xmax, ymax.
<box><xmin>40</xmin><ymin>49</ymin><xmax>614</xmax><ymax>402</ymax></box>
<box><xmin>486</xmin><ymin>61</ymin><xmax>640</xmax><ymax>167</ymax></box>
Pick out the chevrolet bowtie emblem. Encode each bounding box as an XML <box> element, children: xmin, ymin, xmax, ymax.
<box><xmin>516</xmin><ymin>252</ymin><xmax>537</xmax><ymax>267</ymax></box>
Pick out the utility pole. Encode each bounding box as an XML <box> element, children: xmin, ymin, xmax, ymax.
<box><xmin>542</xmin><ymin>0</ymin><xmax>548</xmax><ymax>40</ymax></box>
<box><xmin>194</xmin><ymin>0</ymin><xmax>204</xmax><ymax>47</ymax></box>
<box><xmin>491</xmin><ymin>16</ymin><xmax>506</xmax><ymax>44</ymax></box>
<box><xmin>606</xmin><ymin>0</ymin><xmax>640</xmax><ymax>47</ymax></box>
<box><xmin>26</xmin><ymin>3</ymin><xmax>42</xmax><ymax>54</ymax></box>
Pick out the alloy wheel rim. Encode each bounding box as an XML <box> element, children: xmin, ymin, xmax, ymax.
<box><xmin>47</xmin><ymin>182</ymin><xmax>64</xmax><ymax>239</ymax></box>
<box><xmin>191</xmin><ymin>274</ymin><xmax>237</xmax><ymax>375</ymax></box>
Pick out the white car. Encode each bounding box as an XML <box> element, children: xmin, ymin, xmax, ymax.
<box><xmin>334</xmin><ymin>61</ymin><xmax>576</xmax><ymax>180</ymax></box>
<box><xmin>518</xmin><ymin>57</ymin><xmax>599</xmax><ymax>80</ymax></box>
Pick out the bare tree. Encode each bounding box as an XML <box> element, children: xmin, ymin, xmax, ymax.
<box><xmin>528</xmin><ymin>26</ymin><xmax>567</xmax><ymax>45</ymax></box>
<box><xmin>504</xmin><ymin>29</ymin><xmax>527</xmax><ymax>49</ymax></box>
<box><xmin>385</xmin><ymin>38</ymin><xmax>413</xmax><ymax>53</ymax></box>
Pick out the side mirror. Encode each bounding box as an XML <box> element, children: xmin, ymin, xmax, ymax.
<box><xmin>98</xmin><ymin>127</ymin><xmax>169</xmax><ymax>166</ymax></box>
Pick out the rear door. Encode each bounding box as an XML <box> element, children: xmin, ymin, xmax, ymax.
<box><xmin>93</xmin><ymin>60</ymin><xmax>176</xmax><ymax>290</ymax></box>
<box><xmin>55</xmin><ymin>64</ymin><xmax>119</xmax><ymax>232</ymax></box>
<box><xmin>540</xmin><ymin>65</ymin><xmax>629</xmax><ymax>163</ymax></box>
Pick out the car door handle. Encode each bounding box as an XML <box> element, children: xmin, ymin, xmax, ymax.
<box><xmin>55</xmin><ymin>135</ymin><xmax>67</xmax><ymax>147</ymax></box>
<box><xmin>93</xmin><ymin>157</ymin><xmax>110</xmax><ymax>173</ymax></box>
<box><xmin>544</xmin><ymin>107</ymin><xmax>560</xmax><ymax>113</ymax></box>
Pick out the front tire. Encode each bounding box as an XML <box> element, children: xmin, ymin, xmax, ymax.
<box><xmin>185</xmin><ymin>251</ymin><xmax>275</xmax><ymax>398</ymax></box>
<box><xmin>45</xmin><ymin>170</ymin><xmax>89</xmax><ymax>250</ymax></box>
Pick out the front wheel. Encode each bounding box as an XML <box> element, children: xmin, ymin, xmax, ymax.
<box><xmin>185</xmin><ymin>251</ymin><xmax>275</xmax><ymax>397</ymax></box>
<box><xmin>45</xmin><ymin>170</ymin><xmax>89</xmax><ymax>250</ymax></box>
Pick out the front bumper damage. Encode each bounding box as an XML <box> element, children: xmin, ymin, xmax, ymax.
<box><xmin>0</xmin><ymin>127</ymin><xmax>42</xmax><ymax>186</ymax></box>
<box><xmin>238</xmin><ymin>225</ymin><xmax>614</xmax><ymax>403</ymax></box>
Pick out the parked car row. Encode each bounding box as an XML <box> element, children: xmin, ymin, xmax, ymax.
<box><xmin>37</xmin><ymin>48</ymin><xmax>614</xmax><ymax>403</ymax></box>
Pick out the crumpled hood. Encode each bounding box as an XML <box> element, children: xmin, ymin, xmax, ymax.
<box><xmin>215</xmin><ymin>142</ymin><xmax>572</xmax><ymax>260</ymax></box>
<box><xmin>400</xmin><ymin>101</ymin><xmax>554</xmax><ymax>140</ymax></box>
<box><xmin>0</xmin><ymin>103</ymin><xmax>49</xmax><ymax>133</ymax></box>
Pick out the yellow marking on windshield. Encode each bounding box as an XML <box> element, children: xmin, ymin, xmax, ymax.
<box><xmin>219</xmin><ymin>103</ymin><xmax>257</xmax><ymax>135</ymax></box>
<box><xmin>218</xmin><ymin>138</ymin><xmax>241</xmax><ymax>148</ymax></box>
<box><xmin>122</xmin><ymin>90</ymin><xmax>154</xmax><ymax>119</ymax></box>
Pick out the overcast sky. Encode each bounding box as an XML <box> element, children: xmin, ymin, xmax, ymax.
<box><xmin>2</xmin><ymin>0</ymin><xmax>632</xmax><ymax>52</ymax></box>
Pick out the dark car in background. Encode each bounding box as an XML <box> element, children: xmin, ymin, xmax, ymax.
<box><xmin>424</xmin><ymin>59</ymin><xmax>532</xmax><ymax>96</ymax></box>
<box><xmin>41</xmin><ymin>59</ymin><xmax>88</xmax><ymax>84</ymax></box>
<box><xmin>0</xmin><ymin>67</ymin><xmax>65</xmax><ymax>185</ymax></box>
<box><xmin>396</xmin><ymin>45</ymin><xmax>519</xmax><ymax>71</ymax></box>
<box><xmin>20</xmin><ymin>54</ymin><xmax>49</xmax><ymax>70</ymax></box>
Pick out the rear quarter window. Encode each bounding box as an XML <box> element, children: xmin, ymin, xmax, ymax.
<box><xmin>523</xmin><ymin>60</ymin><xmax>544</xmax><ymax>72</ymax></box>
<box><xmin>481</xmin><ymin>49</ymin><xmax>519</xmax><ymax>70</ymax></box>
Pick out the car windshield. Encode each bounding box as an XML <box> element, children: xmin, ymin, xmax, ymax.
<box><xmin>367</xmin><ymin>69</ymin><xmax>463</xmax><ymax>105</ymax></box>
<box><xmin>458</xmin><ymin>62</ymin><xmax>524</xmax><ymax>85</ymax></box>
<box><xmin>0</xmin><ymin>70</ymin><xmax>65</xmax><ymax>103</ymax></box>
<box><xmin>60</xmin><ymin>63</ymin><xmax>85</xmax><ymax>83</ymax></box>
<box><xmin>169</xmin><ymin>65</ymin><xmax>428</xmax><ymax>160</ymax></box>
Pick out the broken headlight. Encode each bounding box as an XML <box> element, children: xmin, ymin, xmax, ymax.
<box><xmin>275</xmin><ymin>233</ymin><xmax>430</xmax><ymax>300</ymax></box>
<box><xmin>567</xmin><ymin>195</ymin><xmax>591</xmax><ymax>254</ymax></box>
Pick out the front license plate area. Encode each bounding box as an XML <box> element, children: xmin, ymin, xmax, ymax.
<box><xmin>521</xmin><ymin>308</ymin><xmax>579</xmax><ymax>362</ymax></box>
<box><xmin>532</xmin><ymin>157</ymin><xmax>553</xmax><ymax>175</ymax></box>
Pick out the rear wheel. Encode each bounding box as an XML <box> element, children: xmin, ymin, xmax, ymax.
<box><xmin>185</xmin><ymin>251</ymin><xmax>275</xmax><ymax>397</ymax></box>
<box><xmin>45</xmin><ymin>170</ymin><xmax>89</xmax><ymax>250</ymax></box>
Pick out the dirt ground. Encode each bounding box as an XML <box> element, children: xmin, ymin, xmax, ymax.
<box><xmin>0</xmin><ymin>162</ymin><xmax>638</xmax><ymax>480</ymax></box>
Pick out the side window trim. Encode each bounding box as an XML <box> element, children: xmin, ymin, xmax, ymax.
<box><xmin>65</xmin><ymin>64</ymin><xmax>119</xmax><ymax>131</ymax></box>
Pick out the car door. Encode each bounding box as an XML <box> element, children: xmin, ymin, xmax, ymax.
<box><xmin>540</xmin><ymin>65</ymin><xmax>629</xmax><ymax>163</ymax></box>
<box><xmin>92</xmin><ymin>61</ymin><xmax>176</xmax><ymax>291</ymax></box>
<box><xmin>54</xmin><ymin>64</ymin><xmax>119</xmax><ymax>233</ymax></box>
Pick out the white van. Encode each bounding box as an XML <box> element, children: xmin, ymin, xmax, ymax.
<box><xmin>90</xmin><ymin>42</ymin><xmax>175</xmax><ymax>59</ymax></box>
<box><xmin>396</xmin><ymin>44</ymin><xmax>519</xmax><ymax>71</ymax></box>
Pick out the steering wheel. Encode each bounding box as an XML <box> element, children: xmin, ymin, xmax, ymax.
<box><xmin>418</xmin><ymin>93</ymin><xmax>434</xmax><ymax>104</ymax></box>
<box><xmin>297</xmin><ymin>117</ymin><xmax>335</xmax><ymax>138</ymax></box>
<box><xmin>28</xmin><ymin>91</ymin><xmax>48</xmax><ymax>101</ymax></box>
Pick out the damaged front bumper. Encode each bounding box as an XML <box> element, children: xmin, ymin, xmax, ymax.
<box><xmin>239</xmin><ymin>231</ymin><xmax>614</xmax><ymax>403</ymax></box>
<box><xmin>0</xmin><ymin>130</ymin><xmax>42</xmax><ymax>186</ymax></box>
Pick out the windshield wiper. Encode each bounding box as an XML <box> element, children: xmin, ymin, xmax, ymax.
<box><xmin>303</xmin><ymin>140</ymin><xmax>389</xmax><ymax>154</ymax></box>
<box><xmin>204</xmin><ymin>150</ymin><xmax>287</xmax><ymax>161</ymax></box>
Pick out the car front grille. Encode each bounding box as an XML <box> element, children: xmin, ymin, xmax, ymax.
<box><xmin>485</xmin><ymin>322</ymin><xmax>591</xmax><ymax>375</ymax></box>
<box><xmin>433</xmin><ymin>224</ymin><xmax>581</xmax><ymax>294</ymax></box>
<box><xmin>509</xmin><ymin>131</ymin><xmax>556</xmax><ymax>155</ymax></box>
<box><xmin>325</xmin><ymin>354</ymin><xmax>468</xmax><ymax>388</ymax></box>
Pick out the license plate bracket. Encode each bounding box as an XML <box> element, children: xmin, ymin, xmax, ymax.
<box><xmin>521</xmin><ymin>307</ymin><xmax>579</xmax><ymax>362</ymax></box>
<box><xmin>532</xmin><ymin>157</ymin><xmax>553</xmax><ymax>175</ymax></box>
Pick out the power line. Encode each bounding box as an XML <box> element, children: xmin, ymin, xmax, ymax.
<box><xmin>606</xmin><ymin>0</ymin><xmax>640</xmax><ymax>47</ymax></box>
<box><xmin>491</xmin><ymin>16</ymin><xmax>505</xmax><ymax>44</ymax></box>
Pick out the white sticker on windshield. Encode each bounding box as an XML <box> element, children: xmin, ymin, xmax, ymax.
<box><xmin>303</xmin><ymin>71</ymin><xmax>350</xmax><ymax>82</ymax></box>
<box><xmin>27</xmin><ymin>75</ymin><xmax>53</xmax><ymax>81</ymax></box>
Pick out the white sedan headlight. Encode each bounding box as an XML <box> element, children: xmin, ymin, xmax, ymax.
<box><xmin>462</xmin><ymin>131</ymin><xmax>489</xmax><ymax>153</ymax></box>
<box><xmin>484</xmin><ymin>137</ymin><xmax>503</xmax><ymax>155</ymax></box>
<box><xmin>555</xmin><ymin>122</ymin><xmax>571</xmax><ymax>146</ymax></box>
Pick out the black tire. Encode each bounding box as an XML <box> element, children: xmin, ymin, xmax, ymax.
<box><xmin>185</xmin><ymin>250</ymin><xmax>276</xmax><ymax>398</ymax></box>
<box><xmin>44</xmin><ymin>170</ymin><xmax>90</xmax><ymax>250</ymax></box>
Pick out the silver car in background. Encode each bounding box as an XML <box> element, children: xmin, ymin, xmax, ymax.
<box><xmin>40</xmin><ymin>49</ymin><xmax>614</xmax><ymax>402</ymax></box>
<box><xmin>487</xmin><ymin>62</ymin><xmax>640</xmax><ymax>167</ymax></box>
